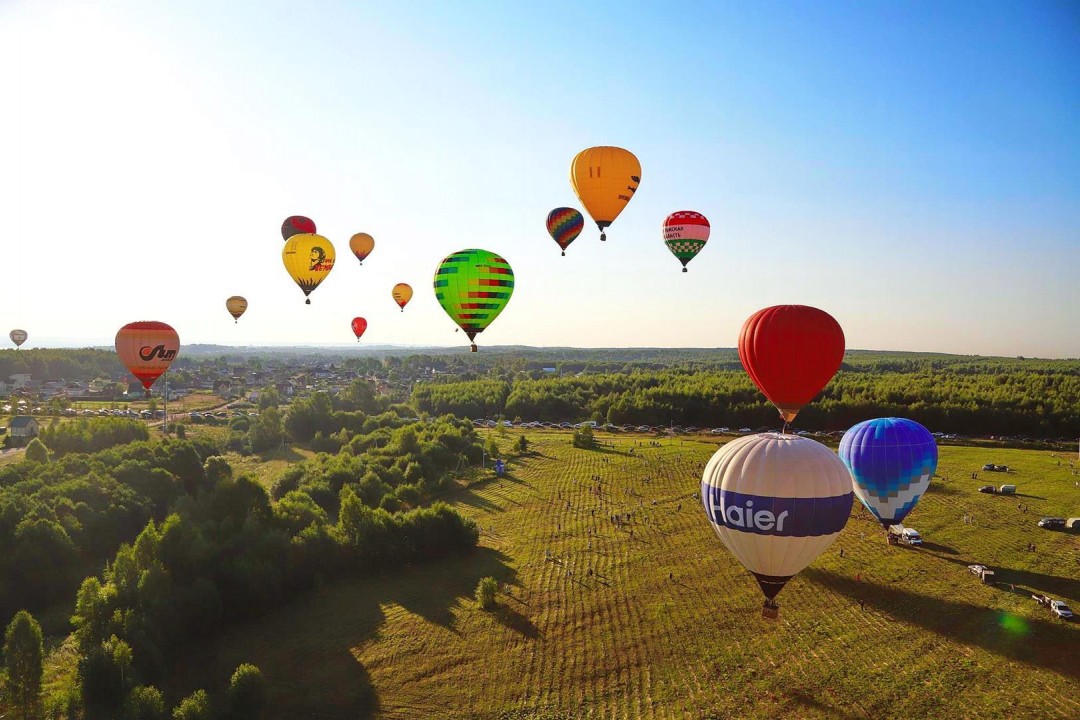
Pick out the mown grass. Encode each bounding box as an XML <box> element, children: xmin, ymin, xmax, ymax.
<box><xmin>163</xmin><ymin>432</ymin><xmax>1080</xmax><ymax>718</ymax></box>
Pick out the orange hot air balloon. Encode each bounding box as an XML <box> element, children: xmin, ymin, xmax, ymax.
<box><xmin>738</xmin><ymin>305</ymin><xmax>845</xmax><ymax>424</ymax></box>
<box><xmin>570</xmin><ymin>146</ymin><xmax>641</xmax><ymax>241</ymax></box>
<box><xmin>115</xmin><ymin>321</ymin><xmax>180</xmax><ymax>395</ymax></box>
<box><xmin>351</xmin><ymin>317</ymin><xmax>368</xmax><ymax>341</ymax></box>
<box><xmin>349</xmin><ymin>233</ymin><xmax>375</xmax><ymax>264</ymax></box>
<box><xmin>392</xmin><ymin>283</ymin><xmax>413</xmax><ymax>312</ymax></box>
<box><xmin>225</xmin><ymin>296</ymin><xmax>248</xmax><ymax>323</ymax></box>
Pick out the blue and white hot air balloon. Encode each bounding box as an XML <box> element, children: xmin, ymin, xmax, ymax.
<box><xmin>702</xmin><ymin>433</ymin><xmax>853</xmax><ymax>617</ymax></box>
<box><xmin>839</xmin><ymin>417</ymin><xmax>937</xmax><ymax>531</ymax></box>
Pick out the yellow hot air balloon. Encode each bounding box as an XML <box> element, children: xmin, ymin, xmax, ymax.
<box><xmin>282</xmin><ymin>233</ymin><xmax>335</xmax><ymax>304</ymax></box>
<box><xmin>570</xmin><ymin>146</ymin><xmax>641</xmax><ymax>241</ymax></box>
<box><xmin>349</xmin><ymin>233</ymin><xmax>375</xmax><ymax>265</ymax></box>
<box><xmin>225</xmin><ymin>296</ymin><xmax>248</xmax><ymax>323</ymax></box>
<box><xmin>392</xmin><ymin>283</ymin><xmax>413</xmax><ymax>312</ymax></box>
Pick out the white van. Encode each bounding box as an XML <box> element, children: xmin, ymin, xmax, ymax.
<box><xmin>901</xmin><ymin>528</ymin><xmax>923</xmax><ymax>545</ymax></box>
<box><xmin>998</xmin><ymin>485</ymin><xmax>1017</xmax><ymax>495</ymax></box>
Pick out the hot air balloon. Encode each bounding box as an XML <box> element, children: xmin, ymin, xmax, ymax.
<box><xmin>570</xmin><ymin>146</ymin><xmax>640</xmax><ymax>241</ymax></box>
<box><xmin>738</xmin><ymin>305</ymin><xmax>845</xmax><ymax>425</ymax></box>
<box><xmin>282</xmin><ymin>233</ymin><xmax>335</xmax><ymax>304</ymax></box>
<box><xmin>351</xmin><ymin>317</ymin><xmax>368</xmax><ymax>341</ymax></box>
<box><xmin>392</xmin><ymin>283</ymin><xmax>413</xmax><ymax>311</ymax></box>
<box><xmin>545</xmin><ymin>208</ymin><xmax>584</xmax><ymax>256</ymax></box>
<box><xmin>281</xmin><ymin>215</ymin><xmax>316</xmax><ymax>241</ymax></box>
<box><xmin>225</xmin><ymin>296</ymin><xmax>248</xmax><ymax>323</ymax></box>
<box><xmin>663</xmin><ymin>211</ymin><xmax>710</xmax><ymax>272</ymax></box>
<box><xmin>702</xmin><ymin>432</ymin><xmax>853</xmax><ymax>618</ymax></box>
<box><xmin>115</xmin><ymin>321</ymin><xmax>179</xmax><ymax>395</ymax></box>
<box><xmin>9</xmin><ymin>329</ymin><xmax>27</xmax><ymax>349</ymax></box>
<box><xmin>839</xmin><ymin>418</ymin><xmax>938</xmax><ymax>534</ymax></box>
<box><xmin>349</xmin><ymin>233</ymin><xmax>375</xmax><ymax>264</ymax></box>
<box><xmin>434</xmin><ymin>249</ymin><xmax>514</xmax><ymax>352</ymax></box>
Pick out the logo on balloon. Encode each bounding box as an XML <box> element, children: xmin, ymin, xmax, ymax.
<box><xmin>139</xmin><ymin>345</ymin><xmax>177</xmax><ymax>362</ymax></box>
<box><xmin>703</xmin><ymin>489</ymin><xmax>852</xmax><ymax>537</ymax></box>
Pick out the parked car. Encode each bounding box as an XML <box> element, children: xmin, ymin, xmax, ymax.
<box><xmin>978</xmin><ymin>485</ymin><xmax>996</xmax><ymax>494</ymax></box>
<box><xmin>1066</xmin><ymin>518</ymin><xmax>1080</xmax><ymax>530</ymax></box>
<box><xmin>1038</xmin><ymin>518</ymin><xmax>1066</xmax><ymax>530</ymax></box>
<box><xmin>968</xmin><ymin>564</ymin><xmax>995</xmax><ymax>583</ymax></box>
<box><xmin>1050</xmin><ymin>600</ymin><xmax>1073</xmax><ymax>619</ymax></box>
<box><xmin>998</xmin><ymin>484</ymin><xmax>1017</xmax><ymax>495</ymax></box>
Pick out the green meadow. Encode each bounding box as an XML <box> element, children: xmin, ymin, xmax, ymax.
<box><xmin>161</xmin><ymin>431</ymin><xmax>1080</xmax><ymax>719</ymax></box>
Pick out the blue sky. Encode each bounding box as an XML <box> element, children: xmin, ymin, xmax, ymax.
<box><xmin>1</xmin><ymin>0</ymin><xmax>1077</xmax><ymax>356</ymax></box>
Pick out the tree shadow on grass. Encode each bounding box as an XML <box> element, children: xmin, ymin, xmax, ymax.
<box><xmin>782</xmin><ymin>689</ymin><xmax>869</xmax><ymax>720</ymax></box>
<box><xmin>491</xmin><ymin>603</ymin><xmax>541</xmax><ymax>639</ymax></box>
<box><xmin>803</xmin><ymin>568</ymin><xmax>1080</xmax><ymax>681</ymax></box>
<box><xmin>452</xmin><ymin>486</ymin><xmax>505</xmax><ymax>513</ymax></box>
<box><xmin>386</xmin><ymin>546</ymin><xmax>517</xmax><ymax>632</ymax></box>
<box><xmin>918</xmin><ymin>540</ymin><xmax>959</xmax><ymax>555</ymax></box>
<box><xmin>929</xmin><ymin>553</ymin><xmax>1080</xmax><ymax>599</ymax></box>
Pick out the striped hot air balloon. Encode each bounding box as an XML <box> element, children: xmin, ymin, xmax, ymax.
<box><xmin>434</xmin><ymin>249</ymin><xmax>514</xmax><ymax>352</ymax></box>
<box><xmin>662</xmin><ymin>210</ymin><xmax>710</xmax><ymax>272</ymax></box>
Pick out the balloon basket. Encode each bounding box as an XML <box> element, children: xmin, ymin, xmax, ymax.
<box><xmin>305</xmin><ymin>299</ymin><xmax>311</xmax><ymax>305</ymax></box>
<box><xmin>561</xmin><ymin>250</ymin><xmax>565</xmax><ymax>256</ymax></box>
<box><xmin>762</xmin><ymin>601</ymin><xmax>780</xmax><ymax>620</ymax></box>
<box><xmin>600</xmin><ymin>232</ymin><xmax>607</xmax><ymax>241</ymax></box>
<box><xmin>682</xmin><ymin>267</ymin><xmax>687</xmax><ymax>273</ymax></box>
<box><xmin>470</xmin><ymin>344</ymin><xmax>478</xmax><ymax>353</ymax></box>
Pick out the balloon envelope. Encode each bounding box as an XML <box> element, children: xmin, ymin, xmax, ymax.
<box><xmin>738</xmin><ymin>305</ymin><xmax>845</xmax><ymax>423</ymax></box>
<box><xmin>225</xmin><ymin>296</ymin><xmax>248</xmax><ymax>322</ymax></box>
<box><xmin>839</xmin><ymin>418</ymin><xmax>938</xmax><ymax>529</ymax></box>
<box><xmin>282</xmin><ymin>216</ymin><xmax>316</xmax><ymax>241</ymax></box>
<box><xmin>702</xmin><ymin>433</ymin><xmax>853</xmax><ymax>602</ymax></box>
<box><xmin>349</xmin><ymin>233</ymin><xmax>375</xmax><ymax>264</ymax></box>
<box><xmin>351</xmin><ymin>317</ymin><xmax>368</xmax><ymax>340</ymax></box>
<box><xmin>282</xmin><ymin>233</ymin><xmax>335</xmax><ymax>303</ymax></box>
<box><xmin>663</xmin><ymin>211</ymin><xmax>710</xmax><ymax>271</ymax></box>
<box><xmin>392</xmin><ymin>283</ymin><xmax>413</xmax><ymax>310</ymax></box>
<box><xmin>570</xmin><ymin>146</ymin><xmax>640</xmax><ymax>240</ymax></box>
<box><xmin>115</xmin><ymin>321</ymin><xmax>179</xmax><ymax>392</ymax></box>
<box><xmin>9</xmin><ymin>329</ymin><xmax>27</xmax><ymax>348</ymax></box>
<box><xmin>545</xmin><ymin>207</ymin><xmax>584</xmax><ymax>255</ymax></box>
<box><xmin>434</xmin><ymin>249</ymin><xmax>514</xmax><ymax>351</ymax></box>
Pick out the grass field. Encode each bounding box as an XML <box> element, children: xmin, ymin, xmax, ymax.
<box><xmin>164</xmin><ymin>431</ymin><xmax>1079</xmax><ymax>719</ymax></box>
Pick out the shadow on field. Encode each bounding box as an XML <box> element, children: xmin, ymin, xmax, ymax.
<box><xmin>919</xmin><ymin>541</ymin><xmax>959</xmax><ymax>555</ymax></box>
<box><xmin>925</xmin><ymin>482</ymin><xmax>963</xmax><ymax>496</ymax></box>
<box><xmin>929</xmin><ymin>554</ymin><xmax>1080</xmax><ymax>599</ymax></box>
<box><xmin>783</xmin><ymin>689</ymin><xmax>868</xmax><ymax>720</ymax></box>
<box><xmin>492</xmin><ymin>603</ymin><xmax>541</xmax><ymax>639</ymax></box>
<box><xmin>804</xmin><ymin>568</ymin><xmax>1079</xmax><ymax>681</ymax></box>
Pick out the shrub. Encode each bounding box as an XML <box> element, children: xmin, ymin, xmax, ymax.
<box><xmin>476</xmin><ymin>576</ymin><xmax>498</xmax><ymax>610</ymax></box>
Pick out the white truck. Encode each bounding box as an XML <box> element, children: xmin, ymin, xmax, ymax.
<box><xmin>888</xmin><ymin>525</ymin><xmax>923</xmax><ymax>546</ymax></box>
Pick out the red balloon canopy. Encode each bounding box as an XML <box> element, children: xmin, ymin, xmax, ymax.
<box><xmin>351</xmin><ymin>317</ymin><xmax>368</xmax><ymax>341</ymax></box>
<box><xmin>738</xmin><ymin>305</ymin><xmax>845</xmax><ymax>423</ymax></box>
<box><xmin>115</xmin><ymin>321</ymin><xmax>180</xmax><ymax>393</ymax></box>
<box><xmin>281</xmin><ymin>215</ymin><xmax>317</xmax><ymax>241</ymax></box>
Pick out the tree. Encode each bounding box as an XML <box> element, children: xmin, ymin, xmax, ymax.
<box><xmin>247</xmin><ymin>407</ymin><xmax>284</xmax><ymax>453</ymax></box>
<box><xmin>24</xmin><ymin>438</ymin><xmax>49</xmax><ymax>463</ymax></box>
<box><xmin>572</xmin><ymin>425</ymin><xmax>595</xmax><ymax>449</ymax></box>
<box><xmin>124</xmin><ymin>686</ymin><xmax>165</xmax><ymax>720</ymax></box>
<box><xmin>171</xmin><ymin>690</ymin><xmax>212</xmax><ymax>720</ymax></box>
<box><xmin>516</xmin><ymin>435</ymin><xmax>528</xmax><ymax>454</ymax></box>
<box><xmin>226</xmin><ymin>664</ymin><xmax>267</xmax><ymax>720</ymax></box>
<box><xmin>257</xmin><ymin>385</ymin><xmax>281</xmax><ymax>411</ymax></box>
<box><xmin>3</xmin><ymin>610</ymin><xmax>43</xmax><ymax>719</ymax></box>
<box><xmin>475</xmin><ymin>576</ymin><xmax>498</xmax><ymax>610</ymax></box>
<box><xmin>486</xmin><ymin>437</ymin><xmax>500</xmax><ymax>461</ymax></box>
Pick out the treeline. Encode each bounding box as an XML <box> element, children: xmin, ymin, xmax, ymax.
<box><xmin>39</xmin><ymin>417</ymin><xmax>150</xmax><ymax>457</ymax></box>
<box><xmin>412</xmin><ymin>367</ymin><xmax>1080</xmax><ymax>437</ymax></box>
<box><xmin>0</xmin><ymin>348</ymin><xmax>125</xmax><ymax>381</ymax></box>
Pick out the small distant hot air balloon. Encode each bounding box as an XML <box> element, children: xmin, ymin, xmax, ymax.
<box><xmin>392</xmin><ymin>283</ymin><xmax>413</xmax><ymax>311</ymax></box>
<box><xmin>349</xmin><ymin>233</ymin><xmax>375</xmax><ymax>265</ymax></box>
<box><xmin>115</xmin><ymin>321</ymin><xmax>179</xmax><ymax>395</ymax></box>
<box><xmin>702</xmin><ymin>433</ymin><xmax>853</xmax><ymax>618</ymax></box>
<box><xmin>281</xmin><ymin>215</ymin><xmax>316</xmax><ymax>241</ymax></box>
<box><xmin>434</xmin><ymin>249</ymin><xmax>514</xmax><ymax>352</ymax></box>
<box><xmin>570</xmin><ymin>146</ymin><xmax>641</xmax><ymax>241</ymax></box>
<box><xmin>282</xmin><ymin>233</ymin><xmax>335</xmax><ymax>304</ymax></box>
<box><xmin>9</xmin><ymin>329</ymin><xmax>27</xmax><ymax>349</ymax></box>
<box><xmin>663</xmin><ymin>211</ymin><xmax>710</xmax><ymax>272</ymax></box>
<box><xmin>351</xmin><ymin>317</ymin><xmax>368</xmax><ymax>341</ymax></box>
<box><xmin>225</xmin><ymin>296</ymin><xmax>248</xmax><ymax>323</ymax></box>
<box><xmin>738</xmin><ymin>305</ymin><xmax>845</xmax><ymax>425</ymax></box>
<box><xmin>545</xmin><ymin>208</ymin><xmax>584</xmax><ymax>256</ymax></box>
<box><xmin>839</xmin><ymin>418</ymin><xmax>938</xmax><ymax>533</ymax></box>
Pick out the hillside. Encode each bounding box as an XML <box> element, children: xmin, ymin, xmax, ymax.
<box><xmin>163</xmin><ymin>431</ymin><xmax>1080</xmax><ymax>719</ymax></box>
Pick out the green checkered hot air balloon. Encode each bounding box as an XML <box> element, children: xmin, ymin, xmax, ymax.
<box><xmin>434</xmin><ymin>249</ymin><xmax>514</xmax><ymax>352</ymax></box>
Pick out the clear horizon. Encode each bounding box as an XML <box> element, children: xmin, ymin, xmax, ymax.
<box><xmin>2</xmin><ymin>1</ymin><xmax>1077</xmax><ymax>357</ymax></box>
